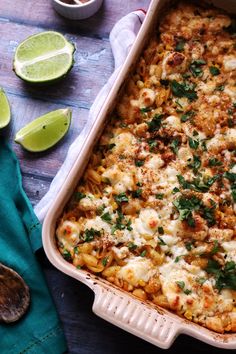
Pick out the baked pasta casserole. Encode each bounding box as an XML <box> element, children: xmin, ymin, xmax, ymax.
<box><xmin>56</xmin><ymin>0</ymin><xmax>236</xmax><ymax>333</ymax></box>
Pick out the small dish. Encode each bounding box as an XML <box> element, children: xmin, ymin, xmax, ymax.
<box><xmin>51</xmin><ymin>0</ymin><xmax>103</xmax><ymax>20</ymax></box>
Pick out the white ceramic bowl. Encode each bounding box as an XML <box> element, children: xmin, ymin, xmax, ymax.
<box><xmin>52</xmin><ymin>0</ymin><xmax>103</xmax><ymax>20</ymax></box>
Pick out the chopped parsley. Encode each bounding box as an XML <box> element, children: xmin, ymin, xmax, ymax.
<box><xmin>175</xmin><ymin>39</ymin><xmax>186</xmax><ymax>51</ymax></box>
<box><xmin>148</xmin><ymin>139</ymin><xmax>158</xmax><ymax>151</ymax></box>
<box><xmin>140</xmin><ymin>250</ymin><xmax>147</xmax><ymax>257</ymax></box>
<box><xmin>158</xmin><ymin>236</ymin><xmax>166</xmax><ymax>245</ymax></box>
<box><xmin>208</xmin><ymin>158</ymin><xmax>223</xmax><ymax>167</ymax></box>
<box><xmin>81</xmin><ymin>228</ymin><xmax>101</xmax><ymax>242</ymax></box>
<box><xmin>173</xmin><ymin>195</ymin><xmax>202</xmax><ymax>227</ymax></box>
<box><xmin>223</xmin><ymin>172</ymin><xmax>236</xmax><ymax>202</ymax></box>
<box><xmin>128</xmin><ymin>242</ymin><xmax>137</xmax><ymax>251</ymax></box>
<box><xmin>176</xmin><ymin>280</ymin><xmax>191</xmax><ymax>294</ymax></box>
<box><xmin>140</xmin><ymin>107</ymin><xmax>152</xmax><ymax>114</ymax></box>
<box><xmin>172</xmin><ymin>187</ymin><xmax>180</xmax><ymax>194</ymax></box>
<box><xmin>202</xmin><ymin>200</ymin><xmax>217</xmax><ymax>226</ymax></box>
<box><xmin>147</xmin><ymin>114</ymin><xmax>163</xmax><ymax>132</ymax></box>
<box><xmin>205</xmin><ymin>259</ymin><xmax>236</xmax><ymax>291</ymax></box>
<box><xmin>185</xmin><ymin>241</ymin><xmax>194</xmax><ymax>251</ymax></box>
<box><xmin>176</xmin><ymin>281</ymin><xmax>185</xmax><ymax>289</ymax></box>
<box><xmin>101</xmin><ymin>212</ymin><xmax>112</xmax><ymax>223</ymax></box>
<box><xmin>215</xmin><ymin>84</ymin><xmax>225</xmax><ymax>92</ymax></box>
<box><xmin>158</xmin><ymin>226</ymin><xmax>164</xmax><ymax>235</ymax></box>
<box><xmin>177</xmin><ymin>174</ymin><xmax>220</xmax><ymax>193</ymax></box>
<box><xmin>170</xmin><ymin>137</ymin><xmax>180</xmax><ymax>154</ymax></box>
<box><xmin>209</xmin><ymin>66</ymin><xmax>220</xmax><ymax>76</ymax></box>
<box><xmin>170</xmin><ymin>80</ymin><xmax>198</xmax><ymax>101</ymax></box>
<box><xmin>115</xmin><ymin>193</ymin><xmax>129</xmax><ymax>204</ymax></box>
<box><xmin>135</xmin><ymin>159</ymin><xmax>145</xmax><ymax>167</ymax></box>
<box><xmin>102</xmin><ymin>257</ymin><xmax>109</xmax><ymax>267</ymax></box>
<box><xmin>107</xmin><ymin>143</ymin><xmax>116</xmax><ymax>150</ymax></box>
<box><xmin>156</xmin><ymin>193</ymin><xmax>164</xmax><ymax>200</ymax></box>
<box><xmin>132</xmin><ymin>189</ymin><xmax>142</xmax><ymax>198</ymax></box>
<box><xmin>181</xmin><ymin>110</ymin><xmax>195</xmax><ymax>122</ymax></box>
<box><xmin>187</xmin><ymin>155</ymin><xmax>201</xmax><ymax>173</ymax></box>
<box><xmin>189</xmin><ymin>59</ymin><xmax>206</xmax><ymax>77</ymax></box>
<box><xmin>111</xmin><ymin>210</ymin><xmax>133</xmax><ymax>234</ymax></box>
<box><xmin>188</xmin><ymin>137</ymin><xmax>199</xmax><ymax>150</ymax></box>
<box><xmin>62</xmin><ymin>249</ymin><xmax>72</xmax><ymax>262</ymax></box>
<box><xmin>74</xmin><ymin>191</ymin><xmax>86</xmax><ymax>202</ymax></box>
<box><xmin>211</xmin><ymin>240</ymin><xmax>220</xmax><ymax>255</ymax></box>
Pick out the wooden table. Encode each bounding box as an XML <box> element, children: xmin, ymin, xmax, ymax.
<box><xmin>0</xmin><ymin>1</ymin><xmax>231</xmax><ymax>353</ymax></box>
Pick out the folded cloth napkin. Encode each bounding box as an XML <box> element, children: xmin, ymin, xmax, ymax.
<box><xmin>0</xmin><ymin>140</ymin><xmax>67</xmax><ymax>354</ymax></box>
<box><xmin>34</xmin><ymin>9</ymin><xmax>145</xmax><ymax>222</ymax></box>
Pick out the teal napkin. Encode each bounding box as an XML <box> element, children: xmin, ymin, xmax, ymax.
<box><xmin>0</xmin><ymin>139</ymin><xmax>67</xmax><ymax>354</ymax></box>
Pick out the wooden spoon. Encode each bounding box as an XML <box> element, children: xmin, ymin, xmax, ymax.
<box><xmin>0</xmin><ymin>263</ymin><xmax>30</xmax><ymax>323</ymax></box>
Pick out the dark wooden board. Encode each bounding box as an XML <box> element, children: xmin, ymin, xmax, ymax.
<box><xmin>0</xmin><ymin>0</ymin><xmax>232</xmax><ymax>353</ymax></box>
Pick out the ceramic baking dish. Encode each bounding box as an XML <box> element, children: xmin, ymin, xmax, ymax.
<box><xmin>42</xmin><ymin>0</ymin><xmax>236</xmax><ymax>349</ymax></box>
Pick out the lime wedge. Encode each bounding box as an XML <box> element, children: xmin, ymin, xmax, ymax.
<box><xmin>15</xmin><ymin>108</ymin><xmax>72</xmax><ymax>152</ymax></box>
<box><xmin>13</xmin><ymin>31</ymin><xmax>75</xmax><ymax>84</ymax></box>
<box><xmin>0</xmin><ymin>88</ymin><xmax>11</xmax><ymax>128</ymax></box>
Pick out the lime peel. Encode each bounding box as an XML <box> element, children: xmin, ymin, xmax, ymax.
<box><xmin>15</xmin><ymin>108</ymin><xmax>72</xmax><ymax>152</ymax></box>
<box><xmin>0</xmin><ymin>88</ymin><xmax>11</xmax><ymax>129</ymax></box>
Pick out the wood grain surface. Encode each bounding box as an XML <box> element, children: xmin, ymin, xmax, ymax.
<box><xmin>0</xmin><ymin>0</ymin><xmax>232</xmax><ymax>353</ymax></box>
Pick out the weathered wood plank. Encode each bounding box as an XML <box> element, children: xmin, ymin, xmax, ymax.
<box><xmin>1</xmin><ymin>0</ymin><xmax>150</xmax><ymax>37</ymax></box>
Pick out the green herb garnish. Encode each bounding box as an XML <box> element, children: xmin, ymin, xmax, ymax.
<box><xmin>189</xmin><ymin>137</ymin><xmax>199</xmax><ymax>150</ymax></box>
<box><xmin>181</xmin><ymin>110</ymin><xmax>195</xmax><ymax>122</ymax></box>
<box><xmin>135</xmin><ymin>160</ymin><xmax>145</xmax><ymax>167</ymax></box>
<box><xmin>74</xmin><ymin>191</ymin><xmax>86</xmax><ymax>202</ymax></box>
<box><xmin>170</xmin><ymin>137</ymin><xmax>180</xmax><ymax>154</ymax></box>
<box><xmin>189</xmin><ymin>59</ymin><xmax>206</xmax><ymax>77</ymax></box>
<box><xmin>82</xmin><ymin>228</ymin><xmax>101</xmax><ymax>242</ymax></box>
<box><xmin>208</xmin><ymin>158</ymin><xmax>223</xmax><ymax>167</ymax></box>
<box><xmin>115</xmin><ymin>193</ymin><xmax>129</xmax><ymax>204</ymax></box>
<box><xmin>147</xmin><ymin>114</ymin><xmax>163</xmax><ymax>132</ymax></box>
<box><xmin>209</xmin><ymin>66</ymin><xmax>220</xmax><ymax>76</ymax></box>
<box><xmin>101</xmin><ymin>212</ymin><xmax>112</xmax><ymax>224</ymax></box>
<box><xmin>170</xmin><ymin>80</ymin><xmax>198</xmax><ymax>101</ymax></box>
<box><xmin>156</xmin><ymin>193</ymin><xmax>164</xmax><ymax>200</ymax></box>
<box><xmin>205</xmin><ymin>260</ymin><xmax>236</xmax><ymax>291</ymax></box>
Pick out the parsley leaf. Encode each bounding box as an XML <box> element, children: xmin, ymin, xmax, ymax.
<box><xmin>101</xmin><ymin>212</ymin><xmax>112</xmax><ymax>224</ymax></box>
<box><xmin>208</xmin><ymin>158</ymin><xmax>222</xmax><ymax>167</ymax></box>
<box><xmin>188</xmin><ymin>137</ymin><xmax>199</xmax><ymax>149</ymax></box>
<box><xmin>140</xmin><ymin>107</ymin><xmax>151</xmax><ymax>114</ymax></box>
<box><xmin>170</xmin><ymin>80</ymin><xmax>198</xmax><ymax>101</ymax></box>
<box><xmin>170</xmin><ymin>137</ymin><xmax>180</xmax><ymax>154</ymax></box>
<box><xmin>156</xmin><ymin>193</ymin><xmax>164</xmax><ymax>200</ymax></box>
<box><xmin>209</xmin><ymin>66</ymin><xmax>220</xmax><ymax>76</ymax></box>
<box><xmin>187</xmin><ymin>155</ymin><xmax>201</xmax><ymax>173</ymax></box>
<box><xmin>147</xmin><ymin>114</ymin><xmax>163</xmax><ymax>132</ymax></box>
<box><xmin>175</xmin><ymin>39</ymin><xmax>186</xmax><ymax>52</ymax></box>
<box><xmin>82</xmin><ymin>228</ymin><xmax>101</xmax><ymax>242</ymax></box>
<box><xmin>132</xmin><ymin>189</ymin><xmax>142</xmax><ymax>198</ymax></box>
<box><xmin>74</xmin><ymin>191</ymin><xmax>86</xmax><ymax>201</ymax></box>
<box><xmin>189</xmin><ymin>59</ymin><xmax>206</xmax><ymax>77</ymax></box>
<box><xmin>128</xmin><ymin>242</ymin><xmax>137</xmax><ymax>251</ymax></box>
<box><xmin>135</xmin><ymin>159</ymin><xmax>145</xmax><ymax>167</ymax></box>
<box><xmin>181</xmin><ymin>110</ymin><xmax>195</xmax><ymax>122</ymax></box>
<box><xmin>206</xmin><ymin>260</ymin><xmax>236</xmax><ymax>291</ymax></box>
<box><xmin>115</xmin><ymin>193</ymin><xmax>129</xmax><ymax>204</ymax></box>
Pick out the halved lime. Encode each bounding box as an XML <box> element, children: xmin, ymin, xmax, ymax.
<box><xmin>0</xmin><ymin>88</ymin><xmax>11</xmax><ymax>128</ymax></box>
<box><xmin>15</xmin><ymin>108</ymin><xmax>72</xmax><ymax>152</ymax></box>
<box><xmin>13</xmin><ymin>31</ymin><xmax>75</xmax><ymax>84</ymax></box>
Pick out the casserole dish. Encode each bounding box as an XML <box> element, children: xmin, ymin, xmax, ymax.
<box><xmin>43</xmin><ymin>0</ymin><xmax>236</xmax><ymax>349</ymax></box>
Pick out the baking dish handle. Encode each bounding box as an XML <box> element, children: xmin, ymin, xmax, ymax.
<box><xmin>92</xmin><ymin>285</ymin><xmax>180</xmax><ymax>349</ymax></box>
